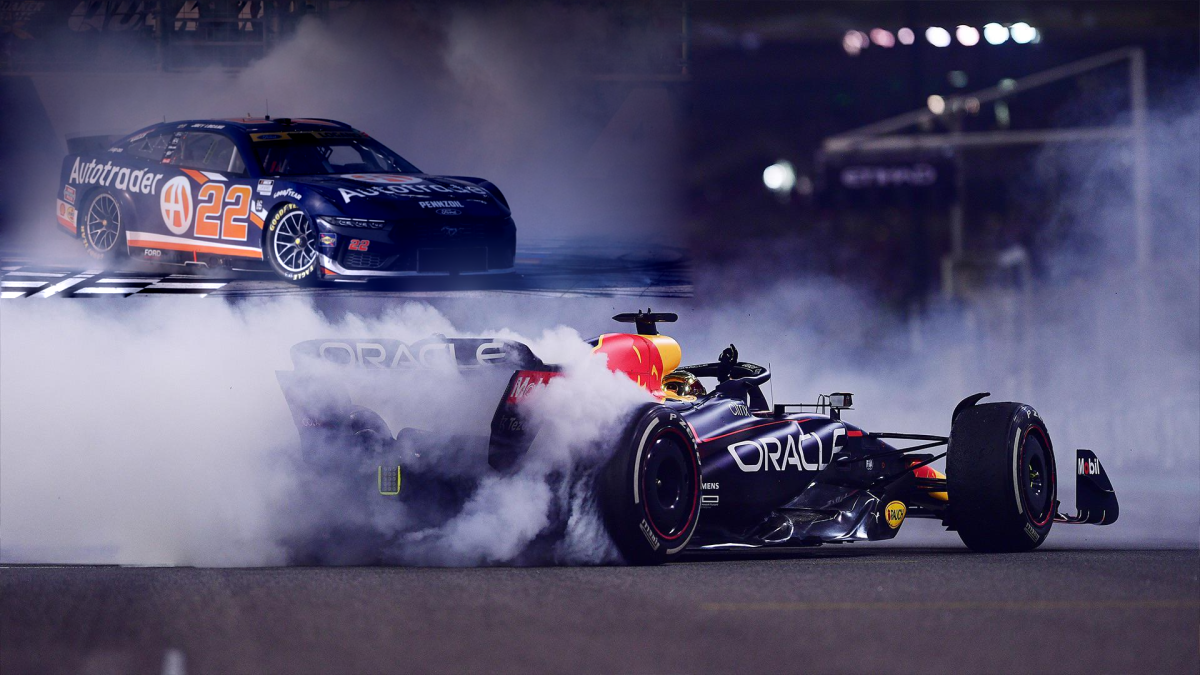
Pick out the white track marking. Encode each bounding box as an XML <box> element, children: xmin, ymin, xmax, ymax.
<box><xmin>5</xmin><ymin>271</ymin><xmax>66</xmax><ymax>277</ymax></box>
<box><xmin>97</xmin><ymin>277</ymin><xmax>160</xmax><ymax>284</ymax></box>
<box><xmin>147</xmin><ymin>282</ymin><xmax>226</xmax><ymax>290</ymax></box>
<box><xmin>75</xmin><ymin>287</ymin><xmax>143</xmax><ymax>294</ymax></box>
<box><xmin>0</xmin><ymin>280</ymin><xmax>48</xmax><ymax>288</ymax></box>
<box><xmin>0</xmin><ymin>291</ymin><xmax>26</xmax><ymax>299</ymax></box>
<box><xmin>31</xmin><ymin>270</ymin><xmax>100</xmax><ymax>298</ymax></box>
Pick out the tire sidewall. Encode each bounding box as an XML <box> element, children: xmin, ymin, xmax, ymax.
<box><xmin>948</xmin><ymin>402</ymin><xmax>1057</xmax><ymax>551</ymax></box>
<box><xmin>598</xmin><ymin>404</ymin><xmax>702</xmax><ymax>565</ymax></box>
<box><xmin>1011</xmin><ymin>407</ymin><xmax>1056</xmax><ymax>541</ymax></box>
<box><xmin>80</xmin><ymin>190</ymin><xmax>124</xmax><ymax>260</ymax></box>
<box><xmin>264</xmin><ymin>202</ymin><xmax>320</xmax><ymax>283</ymax></box>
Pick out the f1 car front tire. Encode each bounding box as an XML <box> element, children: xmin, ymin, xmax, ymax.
<box><xmin>597</xmin><ymin>404</ymin><xmax>702</xmax><ymax>565</ymax></box>
<box><xmin>81</xmin><ymin>190</ymin><xmax>125</xmax><ymax>260</ymax></box>
<box><xmin>947</xmin><ymin>402</ymin><xmax>1057</xmax><ymax>552</ymax></box>
<box><xmin>264</xmin><ymin>203</ymin><xmax>321</xmax><ymax>284</ymax></box>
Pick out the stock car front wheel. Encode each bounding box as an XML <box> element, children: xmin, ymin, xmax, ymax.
<box><xmin>81</xmin><ymin>191</ymin><xmax>125</xmax><ymax>260</ymax></box>
<box><xmin>264</xmin><ymin>203</ymin><xmax>321</xmax><ymax>284</ymax></box>
<box><xmin>597</xmin><ymin>404</ymin><xmax>702</xmax><ymax>565</ymax></box>
<box><xmin>947</xmin><ymin>401</ymin><xmax>1057</xmax><ymax>552</ymax></box>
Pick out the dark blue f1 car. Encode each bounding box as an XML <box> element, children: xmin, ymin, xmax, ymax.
<box><xmin>278</xmin><ymin>311</ymin><xmax>1119</xmax><ymax>565</ymax></box>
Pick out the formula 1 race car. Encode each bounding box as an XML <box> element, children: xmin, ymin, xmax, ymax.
<box><xmin>57</xmin><ymin>118</ymin><xmax>515</xmax><ymax>283</ymax></box>
<box><xmin>278</xmin><ymin>311</ymin><xmax>1119</xmax><ymax>565</ymax></box>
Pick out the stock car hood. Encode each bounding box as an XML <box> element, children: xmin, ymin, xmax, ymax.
<box><xmin>289</xmin><ymin>173</ymin><xmax>510</xmax><ymax>220</ymax></box>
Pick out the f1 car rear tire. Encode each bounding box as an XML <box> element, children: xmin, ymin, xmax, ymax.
<box><xmin>597</xmin><ymin>404</ymin><xmax>701</xmax><ymax>565</ymax></box>
<box><xmin>947</xmin><ymin>402</ymin><xmax>1057</xmax><ymax>552</ymax></box>
<box><xmin>264</xmin><ymin>203</ymin><xmax>321</xmax><ymax>284</ymax></box>
<box><xmin>81</xmin><ymin>190</ymin><xmax>125</xmax><ymax>260</ymax></box>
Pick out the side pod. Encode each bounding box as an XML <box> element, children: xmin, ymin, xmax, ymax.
<box><xmin>1055</xmin><ymin>449</ymin><xmax>1119</xmax><ymax>525</ymax></box>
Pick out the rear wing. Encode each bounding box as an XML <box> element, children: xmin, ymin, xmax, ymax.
<box><xmin>286</xmin><ymin>337</ymin><xmax>543</xmax><ymax>371</ymax></box>
<box><xmin>1055</xmin><ymin>449</ymin><xmax>1119</xmax><ymax>525</ymax></box>
<box><xmin>277</xmin><ymin>336</ymin><xmax>545</xmax><ymax>434</ymax></box>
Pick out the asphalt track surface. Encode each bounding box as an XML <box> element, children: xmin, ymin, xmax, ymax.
<box><xmin>0</xmin><ymin>239</ymin><xmax>692</xmax><ymax>299</ymax></box>
<box><xmin>2</xmin><ymin>548</ymin><xmax>1197</xmax><ymax>674</ymax></box>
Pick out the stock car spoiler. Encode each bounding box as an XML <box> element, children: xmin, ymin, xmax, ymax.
<box><xmin>66</xmin><ymin>134</ymin><xmax>121</xmax><ymax>156</ymax></box>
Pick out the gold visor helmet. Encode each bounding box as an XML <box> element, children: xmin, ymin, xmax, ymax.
<box><xmin>663</xmin><ymin>370</ymin><xmax>706</xmax><ymax>399</ymax></box>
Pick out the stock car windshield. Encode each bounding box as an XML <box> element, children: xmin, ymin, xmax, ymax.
<box><xmin>253</xmin><ymin>132</ymin><xmax>421</xmax><ymax>177</ymax></box>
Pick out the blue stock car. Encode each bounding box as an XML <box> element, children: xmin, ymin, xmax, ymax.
<box><xmin>56</xmin><ymin>118</ymin><xmax>516</xmax><ymax>283</ymax></box>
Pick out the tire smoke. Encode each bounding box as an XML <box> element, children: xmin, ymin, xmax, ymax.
<box><xmin>0</xmin><ymin>298</ymin><xmax>649</xmax><ymax>566</ymax></box>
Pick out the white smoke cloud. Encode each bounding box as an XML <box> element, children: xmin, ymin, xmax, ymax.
<box><xmin>12</xmin><ymin>2</ymin><xmax>681</xmax><ymax>255</ymax></box>
<box><xmin>0</xmin><ymin>297</ymin><xmax>656</xmax><ymax>566</ymax></box>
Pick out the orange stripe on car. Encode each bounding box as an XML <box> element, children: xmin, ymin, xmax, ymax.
<box><xmin>182</xmin><ymin>169</ymin><xmax>208</xmax><ymax>184</ymax></box>
<box><xmin>250</xmin><ymin>213</ymin><xmax>264</xmax><ymax>228</ymax></box>
<box><xmin>127</xmin><ymin>238</ymin><xmax>262</xmax><ymax>259</ymax></box>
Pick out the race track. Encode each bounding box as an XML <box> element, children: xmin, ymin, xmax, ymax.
<box><xmin>0</xmin><ymin>238</ymin><xmax>691</xmax><ymax>299</ymax></box>
<box><xmin>3</xmin><ymin>547</ymin><xmax>1196</xmax><ymax>674</ymax></box>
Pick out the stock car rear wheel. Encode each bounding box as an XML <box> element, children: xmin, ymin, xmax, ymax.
<box><xmin>597</xmin><ymin>404</ymin><xmax>701</xmax><ymax>565</ymax></box>
<box><xmin>81</xmin><ymin>191</ymin><xmax>124</xmax><ymax>260</ymax></box>
<box><xmin>947</xmin><ymin>402</ymin><xmax>1057</xmax><ymax>552</ymax></box>
<box><xmin>265</xmin><ymin>203</ymin><xmax>321</xmax><ymax>284</ymax></box>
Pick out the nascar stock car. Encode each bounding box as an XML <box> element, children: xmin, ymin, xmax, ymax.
<box><xmin>277</xmin><ymin>311</ymin><xmax>1119</xmax><ymax>565</ymax></box>
<box><xmin>56</xmin><ymin>117</ymin><xmax>516</xmax><ymax>283</ymax></box>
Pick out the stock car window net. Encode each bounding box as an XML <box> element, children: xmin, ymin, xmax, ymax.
<box><xmin>177</xmin><ymin>133</ymin><xmax>247</xmax><ymax>175</ymax></box>
<box><xmin>125</xmin><ymin>130</ymin><xmax>173</xmax><ymax>161</ymax></box>
<box><xmin>254</xmin><ymin>137</ymin><xmax>420</xmax><ymax>177</ymax></box>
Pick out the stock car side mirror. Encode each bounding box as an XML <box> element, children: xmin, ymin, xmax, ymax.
<box><xmin>829</xmin><ymin>393</ymin><xmax>853</xmax><ymax>408</ymax></box>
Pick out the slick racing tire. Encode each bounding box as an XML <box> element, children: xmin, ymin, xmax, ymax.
<box><xmin>264</xmin><ymin>203</ymin><xmax>321</xmax><ymax>284</ymax></box>
<box><xmin>80</xmin><ymin>190</ymin><xmax>125</xmax><ymax>260</ymax></box>
<box><xmin>597</xmin><ymin>404</ymin><xmax>702</xmax><ymax>565</ymax></box>
<box><xmin>947</xmin><ymin>402</ymin><xmax>1057</xmax><ymax>552</ymax></box>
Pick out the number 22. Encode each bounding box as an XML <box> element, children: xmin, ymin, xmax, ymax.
<box><xmin>195</xmin><ymin>184</ymin><xmax>252</xmax><ymax>241</ymax></box>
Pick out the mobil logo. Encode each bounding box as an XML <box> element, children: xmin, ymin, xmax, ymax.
<box><xmin>159</xmin><ymin>176</ymin><xmax>194</xmax><ymax>234</ymax></box>
<box><xmin>506</xmin><ymin>370</ymin><xmax>559</xmax><ymax>404</ymax></box>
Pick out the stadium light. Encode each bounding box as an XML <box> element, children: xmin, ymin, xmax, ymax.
<box><xmin>925</xmin><ymin>27</ymin><xmax>951</xmax><ymax>48</ymax></box>
<box><xmin>956</xmin><ymin>25</ymin><xmax>980</xmax><ymax>47</ymax></box>
<box><xmin>870</xmin><ymin>28</ymin><xmax>895</xmax><ymax>48</ymax></box>
<box><xmin>763</xmin><ymin>161</ymin><xmax>796</xmax><ymax>193</ymax></box>
<box><xmin>1010</xmin><ymin>22</ymin><xmax>1036</xmax><ymax>44</ymax></box>
<box><xmin>983</xmin><ymin>22</ymin><xmax>1009</xmax><ymax>45</ymax></box>
<box><xmin>843</xmin><ymin>30</ymin><xmax>866</xmax><ymax>56</ymax></box>
<box><xmin>897</xmin><ymin>27</ymin><xmax>915</xmax><ymax>45</ymax></box>
<box><xmin>927</xmin><ymin>95</ymin><xmax>946</xmax><ymax>115</ymax></box>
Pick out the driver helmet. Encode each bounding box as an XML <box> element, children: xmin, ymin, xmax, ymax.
<box><xmin>663</xmin><ymin>370</ymin><xmax>706</xmax><ymax>400</ymax></box>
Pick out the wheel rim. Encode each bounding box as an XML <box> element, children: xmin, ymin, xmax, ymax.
<box><xmin>640</xmin><ymin>430</ymin><xmax>697</xmax><ymax>539</ymax></box>
<box><xmin>85</xmin><ymin>194</ymin><xmax>121</xmax><ymax>252</ymax></box>
<box><xmin>1020</xmin><ymin>429</ymin><xmax>1054</xmax><ymax>525</ymax></box>
<box><xmin>272</xmin><ymin>211</ymin><xmax>317</xmax><ymax>273</ymax></box>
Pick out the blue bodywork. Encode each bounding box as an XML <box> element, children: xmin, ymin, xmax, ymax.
<box><xmin>57</xmin><ymin>117</ymin><xmax>516</xmax><ymax>279</ymax></box>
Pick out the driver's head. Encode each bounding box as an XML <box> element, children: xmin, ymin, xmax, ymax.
<box><xmin>663</xmin><ymin>370</ymin><xmax>706</xmax><ymax>400</ymax></box>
